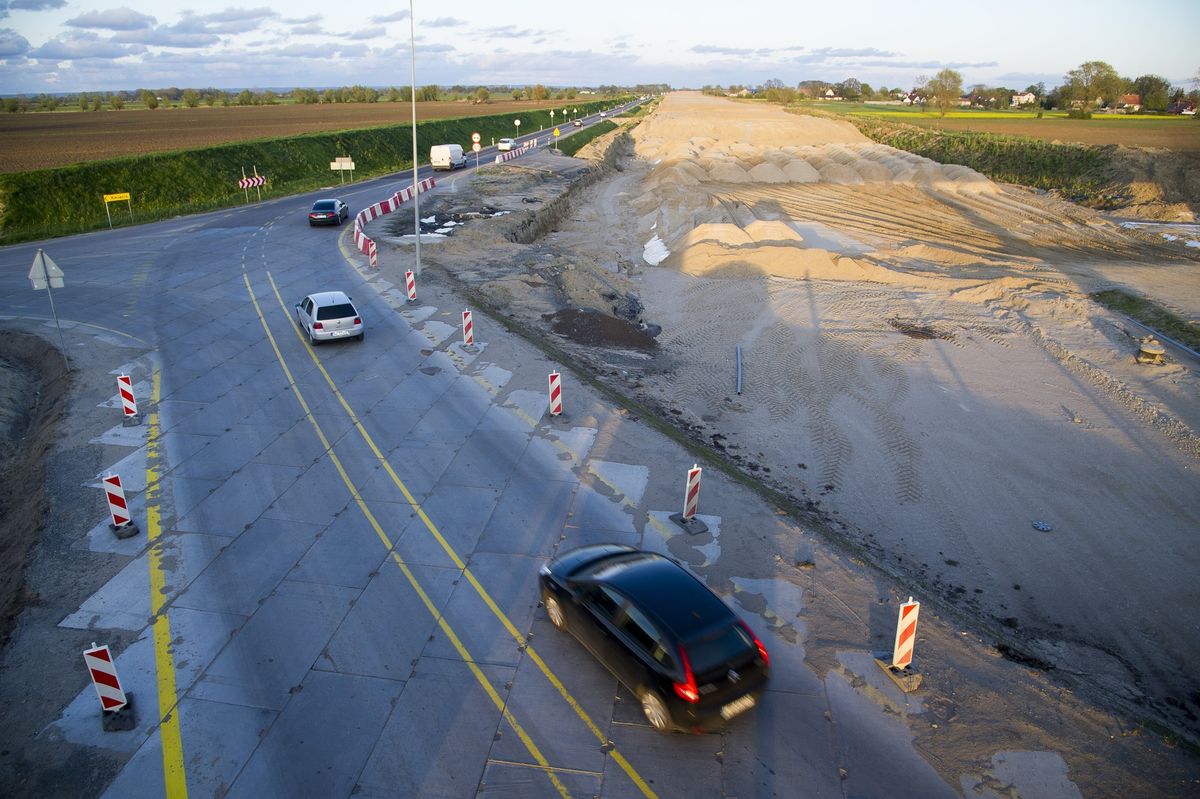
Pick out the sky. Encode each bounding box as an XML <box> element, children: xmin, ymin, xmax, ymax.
<box><xmin>0</xmin><ymin>0</ymin><xmax>1197</xmax><ymax>95</ymax></box>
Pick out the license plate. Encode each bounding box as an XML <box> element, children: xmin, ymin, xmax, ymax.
<box><xmin>330</xmin><ymin>329</ymin><xmax>349</xmax><ymax>337</ymax></box>
<box><xmin>720</xmin><ymin>694</ymin><xmax>756</xmax><ymax>720</ymax></box>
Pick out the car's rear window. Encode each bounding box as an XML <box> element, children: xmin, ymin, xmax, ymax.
<box><xmin>316</xmin><ymin>303</ymin><xmax>356</xmax><ymax>320</ymax></box>
<box><xmin>312</xmin><ymin>201</ymin><xmax>336</xmax><ymax>211</ymax></box>
<box><xmin>685</xmin><ymin>624</ymin><xmax>753</xmax><ymax>673</ymax></box>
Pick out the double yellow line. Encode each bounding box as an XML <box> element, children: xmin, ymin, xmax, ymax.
<box><xmin>242</xmin><ymin>272</ymin><xmax>658</xmax><ymax>799</ymax></box>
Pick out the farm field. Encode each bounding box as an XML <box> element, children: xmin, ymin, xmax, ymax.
<box><xmin>808</xmin><ymin>102</ymin><xmax>1200</xmax><ymax>152</ymax></box>
<box><xmin>0</xmin><ymin>99</ymin><xmax>599</xmax><ymax>172</ymax></box>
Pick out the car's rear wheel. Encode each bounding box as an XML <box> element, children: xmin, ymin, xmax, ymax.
<box><xmin>543</xmin><ymin>592</ymin><xmax>567</xmax><ymax>631</ymax></box>
<box><xmin>309</xmin><ymin>328</ymin><xmax>319</xmax><ymax>346</ymax></box>
<box><xmin>639</xmin><ymin>689</ymin><xmax>672</xmax><ymax>733</ymax></box>
<box><xmin>356</xmin><ymin>331</ymin><xmax>365</xmax><ymax>342</ymax></box>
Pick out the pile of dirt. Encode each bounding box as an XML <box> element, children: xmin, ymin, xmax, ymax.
<box><xmin>543</xmin><ymin>308</ymin><xmax>658</xmax><ymax>350</ymax></box>
<box><xmin>1101</xmin><ymin>145</ymin><xmax>1200</xmax><ymax>221</ymax></box>
<box><xmin>0</xmin><ymin>331</ymin><xmax>70</xmax><ymax>646</ymax></box>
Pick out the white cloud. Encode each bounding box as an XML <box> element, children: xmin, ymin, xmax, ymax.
<box><xmin>28</xmin><ymin>31</ymin><xmax>145</xmax><ymax>59</ymax></box>
<box><xmin>370</xmin><ymin>10</ymin><xmax>409</xmax><ymax>23</ymax></box>
<box><xmin>0</xmin><ymin>26</ymin><xmax>30</xmax><ymax>56</ymax></box>
<box><xmin>66</xmin><ymin>7</ymin><xmax>156</xmax><ymax>31</ymax></box>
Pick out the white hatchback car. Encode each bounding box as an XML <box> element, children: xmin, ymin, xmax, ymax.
<box><xmin>295</xmin><ymin>291</ymin><xmax>363</xmax><ymax>344</ymax></box>
<box><xmin>497</xmin><ymin>138</ymin><xmax>516</xmax><ymax>151</ymax></box>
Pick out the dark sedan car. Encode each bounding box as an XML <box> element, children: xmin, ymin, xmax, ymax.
<box><xmin>308</xmin><ymin>198</ymin><xmax>348</xmax><ymax>226</ymax></box>
<box><xmin>539</xmin><ymin>544</ymin><xmax>769</xmax><ymax>733</ymax></box>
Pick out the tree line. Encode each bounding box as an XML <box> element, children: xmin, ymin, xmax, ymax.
<box><xmin>0</xmin><ymin>82</ymin><xmax>660</xmax><ymax>113</ymax></box>
<box><xmin>703</xmin><ymin>62</ymin><xmax>1200</xmax><ymax>117</ymax></box>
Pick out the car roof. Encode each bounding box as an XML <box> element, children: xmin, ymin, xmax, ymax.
<box><xmin>587</xmin><ymin>552</ymin><xmax>736</xmax><ymax>640</ymax></box>
<box><xmin>309</xmin><ymin>290</ymin><xmax>353</xmax><ymax>305</ymax></box>
<box><xmin>312</xmin><ymin>198</ymin><xmax>341</xmax><ymax>205</ymax></box>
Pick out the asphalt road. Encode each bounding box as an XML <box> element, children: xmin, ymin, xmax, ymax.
<box><xmin>0</xmin><ymin>116</ymin><xmax>1028</xmax><ymax>798</ymax></box>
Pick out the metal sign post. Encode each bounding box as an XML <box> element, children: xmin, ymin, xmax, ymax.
<box><xmin>330</xmin><ymin>157</ymin><xmax>356</xmax><ymax>183</ymax></box>
<box><xmin>252</xmin><ymin>165</ymin><xmax>262</xmax><ymax>202</ymax></box>
<box><xmin>471</xmin><ymin>132</ymin><xmax>481</xmax><ymax>170</ymax></box>
<box><xmin>240</xmin><ymin>167</ymin><xmax>249</xmax><ymax>203</ymax></box>
<box><xmin>28</xmin><ymin>249</ymin><xmax>69</xmax><ymax>371</ymax></box>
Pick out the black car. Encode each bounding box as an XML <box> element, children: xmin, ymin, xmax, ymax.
<box><xmin>308</xmin><ymin>198</ymin><xmax>348</xmax><ymax>226</ymax></box>
<box><xmin>539</xmin><ymin>545</ymin><xmax>769</xmax><ymax>733</ymax></box>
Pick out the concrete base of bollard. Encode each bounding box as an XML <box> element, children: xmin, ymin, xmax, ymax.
<box><xmin>874</xmin><ymin>657</ymin><xmax>922</xmax><ymax>693</ymax></box>
<box><xmin>669</xmin><ymin>513</ymin><xmax>709</xmax><ymax>536</ymax></box>
<box><xmin>110</xmin><ymin>521</ymin><xmax>140</xmax><ymax>540</ymax></box>
<box><xmin>406</xmin><ymin>297</ymin><xmax>419</xmax><ymax>305</ymax></box>
<box><xmin>101</xmin><ymin>693</ymin><xmax>136</xmax><ymax>732</ymax></box>
<box><xmin>121</xmin><ymin>413</ymin><xmax>141</xmax><ymax>427</ymax></box>
<box><xmin>548</xmin><ymin>411</ymin><xmax>570</xmax><ymax>425</ymax></box>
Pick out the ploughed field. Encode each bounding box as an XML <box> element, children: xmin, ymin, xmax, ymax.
<box><xmin>0</xmin><ymin>99</ymin><xmax>582</xmax><ymax>173</ymax></box>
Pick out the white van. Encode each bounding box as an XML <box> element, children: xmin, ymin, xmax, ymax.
<box><xmin>429</xmin><ymin>143</ymin><xmax>466</xmax><ymax>171</ymax></box>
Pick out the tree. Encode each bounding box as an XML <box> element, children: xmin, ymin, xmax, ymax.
<box><xmin>924</xmin><ymin>69</ymin><xmax>963</xmax><ymax>117</ymax></box>
<box><xmin>474</xmin><ymin>86</ymin><xmax>489</xmax><ymax>103</ymax></box>
<box><xmin>182</xmin><ymin>88</ymin><xmax>200</xmax><ymax>108</ymax></box>
<box><xmin>418</xmin><ymin>84</ymin><xmax>439</xmax><ymax>101</ymax></box>
<box><xmin>1064</xmin><ymin>61</ymin><xmax>1123</xmax><ymax>111</ymax></box>
<box><xmin>110</xmin><ymin>93</ymin><xmax>125</xmax><ymax>110</ymax></box>
<box><xmin>236</xmin><ymin>89</ymin><xmax>255</xmax><ymax>106</ymax></box>
<box><xmin>837</xmin><ymin>78</ymin><xmax>863</xmax><ymax>100</ymax></box>
<box><xmin>91</xmin><ymin>96</ymin><xmax>102</xmax><ymax>111</ymax></box>
<box><xmin>138</xmin><ymin>89</ymin><xmax>158</xmax><ymax>109</ymax></box>
<box><xmin>532</xmin><ymin>84</ymin><xmax>549</xmax><ymax>101</ymax></box>
<box><xmin>78</xmin><ymin>93</ymin><xmax>89</xmax><ymax>111</ymax></box>
<box><xmin>1130</xmin><ymin>74</ymin><xmax>1171</xmax><ymax>111</ymax></box>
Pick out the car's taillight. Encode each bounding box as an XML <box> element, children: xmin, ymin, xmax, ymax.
<box><xmin>353</xmin><ymin>317</ymin><xmax>361</xmax><ymax>324</ymax></box>
<box><xmin>313</xmin><ymin>322</ymin><xmax>323</xmax><ymax>330</ymax></box>
<box><xmin>740</xmin><ymin>621</ymin><xmax>769</xmax><ymax>667</ymax></box>
<box><xmin>673</xmin><ymin>646</ymin><xmax>700</xmax><ymax>703</ymax></box>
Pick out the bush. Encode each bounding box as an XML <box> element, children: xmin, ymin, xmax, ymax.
<box><xmin>1067</xmin><ymin>109</ymin><xmax>1092</xmax><ymax>120</ymax></box>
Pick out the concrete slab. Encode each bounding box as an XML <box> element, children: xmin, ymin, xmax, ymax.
<box><xmin>440</xmin><ymin>430</ymin><xmax>530</xmax><ymax>489</ymax></box>
<box><xmin>721</xmin><ymin>688</ymin><xmax>843</xmax><ymax>799</ymax></box>
<box><xmin>556</xmin><ymin>526</ymin><xmax>640</xmax><ymax>553</ymax></box>
<box><xmin>240</xmin><ymin>390</ymin><xmax>308</xmax><ymax>429</ymax></box>
<box><xmin>60</xmin><ymin>533</ymin><xmax>227</xmax><ymax>631</ymax></box>
<box><xmin>174</xmin><ymin>462</ymin><xmax>303</xmax><ymax>536</ymax></box>
<box><xmin>173</xmin><ymin>516</ymin><xmax>323</xmax><ymax>616</ymax></box>
<box><xmin>90</xmin><ymin>423</ymin><xmax>147</xmax><ymax>448</ymax></box>
<box><xmin>568</xmin><ymin>483</ymin><xmax>639</xmax><ymax>534</ymax></box>
<box><xmin>407</xmin><ymin>381</ymin><xmax>491</xmax><ymax>445</ymax></box>
<box><xmin>165</xmin><ymin>362</ymin><xmax>273</xmax><ymax>404</ymax></box>
<box><xmin>317</xmin><ymin>562</ymin><xmax>458</xmax><ymax>680</ymax></box>
<box><xmin>491</xmin><ymin>616</ymin><xmax>618</xmax><ymax>774</ymax></box>
<box><xmin>159</xmin><ymin>474</ymin><xmax>221</xmax><ymax>524</ymax></box>
<box><xmin>76</xmin><ymin>494</ymin><xmax>149</xmax><ymax>556</ymax></box>
<box><xmin>473</xmin><ymin>363</ymin><xmax>513</xmax><ymax>395</ymax></box>
<box><xmin>167</xmin><ymin>425</ymin><xmax>286</xmax><ymax>481</ymax></box>
<box><xmin>91</xmin><ymin>447</ymin><xmax>147</xmax><ymax>494</ymax></box>
<box><xmin>354</xmin><ymin>659</ymin><xmax>513</xmax><ymax>799</ymax></box>
<box><xmin>259</xmin><ymin>458</ymin><xmax>352</xmax><ymax>528</ymax></box>
<box><xmin>490</xmin><ymin>389</ymin><xmax>546</xmax><ymax>430</ymax></box>
<box><xmin>478</xmin><ymin>762</ymin><xmax>602</xmax><ymax>798</ymax></box>
<box><xmin>225</xmin><ymin>671</ymin><xmax>403</xmax><ymax>799</ymax></box>
<box><xmin>477</xmin><ymin>478</ymin><xmax>576</xmax><ymax>557</ymax></box>
<box><xmin>189</xmin><ymin>580</ymin><xmax>359</xmax><ymax>711</ymax></box>
<box><xmin>421</xmin><ymin>552</ymin><xmax>542</xmax><ymax>667</ymax></box>
<box><xmin>824</xmin><ymin>668</ymin><xmax>957</xmax><ymax>798</ymax></box>
<box><xmin>159</xmin><ymin>432</ymin><xmax>212</xmax><ymax>470</ymax></box>
<box><xmin>47</xmin><ymin>606</ymin><xmax>248</xmax><ymax>755</ymax></box>
<box><xmin>362</xmin><ymin>440</ymin><xmax>456</xmax><ymax>502</ymax></box>
<box><xmin>602</xmin><ymin>723</ymin><xmax>722</xmax><ymax>799</ymax></box>
<box><xmin>588</xmin><ymin>461</ymin><xmax>649</xmax><ymax>507</ymax></box>
<box><xmin>99</xmin><ymin>698</ymin><xmax>276</xmax><ymax>799</ymax></box>
<box><xmin>157</xmin><ymin>398</ymin><xmax>207</xmax><ymax>433</ymax></box>
<box><xmin>288</xmin><ymin>507</ymin><xmax>409</xmax><ymax>589</ymax></box>
<box><xmin>252</xmin><ymin>418</ymin><xmax>333</xmax><ymax>469</ymax></box>
<box><xmin>512</xmin><ymin>434</ymin><xmax>583</xmax><ymax>485</ymax></box>
<box><xmin>395</xmin><ymin>485</ymin><xmax>500</xmax><ymax>568</ymax></box>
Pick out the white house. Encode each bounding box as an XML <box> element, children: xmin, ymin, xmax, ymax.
<box><xmin>1010</xmin><ymin>92</ymin><xmax>1037</xmax><ymax>107</ymax></box>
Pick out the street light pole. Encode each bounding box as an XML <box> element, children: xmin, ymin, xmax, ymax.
<box><xmin>409</xmin><ymin>0</ymin><xmax>421</xmax><ymax>274</ymax></box>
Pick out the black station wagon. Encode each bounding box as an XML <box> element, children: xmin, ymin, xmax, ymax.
<box><xmin>539</xmin><ymin>544</ymin><xmax>769</xmax><ymax>733</ymax></box>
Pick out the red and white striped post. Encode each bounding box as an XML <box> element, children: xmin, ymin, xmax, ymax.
<box><xmin>891</xmin><ymin>597</ymin><xmax>920</xmax><ymax>669</ymax></box>
<box><xmin>682</xmin><ymin>464</ymin><xmax>702</xmax><ymax>520</ymax></box>
<box><xmin>84</xmin><ymin>643</ymin><xmax>136</xmax><ymax>729</ymax></box>
<box><xmin>102</xmin><ymin>473</ymin><xmax>139</xmax><ymax>538</ymax></box>
<box><xmin>116</xmin><ymin>375</ymin><xmax>138</xmax><ymax>419</ymax></box>
<box><xmin>462</xmin><ymin>309</ymin><xmax>475</xmax><ymax>347</ymax></box>
<box><xmin>548</xmin><ymin>371</ymin><xmax>563</xmax><ymax>416</ymax></box>
<box><xmin>405</xmin><ymin>270</ymin><xmax>417</xmax><ymax>302</ymax></box>
<box><xmin>368</xmin><ymin>239</ymin><xmax>378</xmax><ymax>268</ymax></box>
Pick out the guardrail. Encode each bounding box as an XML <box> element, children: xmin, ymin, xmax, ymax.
<box><xmin>353</xmin><ymin>177</ymin><xmax>436</xmax><ymax>264</ymax></box>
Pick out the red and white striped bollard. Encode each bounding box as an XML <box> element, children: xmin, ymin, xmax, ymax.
<box><xmin>462</xmin><ymin>309</ymin><xmax>474</xmax><ymax>347</ymax></box>
<box><xmin>102</xmin><ymin>473</ymin><xmax>139</xmax><ymax>538</ymax></box>
<box><xmin>84</xmin><ymin>643</ymin><xmax>136</xmax><ymax>729</ymax></box>
<box><xmin>548</xmin><ymin>371</ymin><xmax>563</xmax><ymax>417</ymax></box>
<box><xmin>405</xmin><ymin>270</ymin><xmax>417</xmax><ymax>302</ymax></box>
<box><xmin>368</xmin><ymin>239</ymin><xmax>378</xmax><ymax>268</ymax></box>
<box><xmin>116</xmin><ymin>375</ymin><xmax>137</xmax><ymax>418</ymax></box>
<box><xmin>891</xmin><ymin>597</ymin><xmax>920</xmax><ymax>669</ymax></box>
<box><xmin>682</xmin><ymin>464</ymin><xmax>702</xmax><ymax>519</ymax></box>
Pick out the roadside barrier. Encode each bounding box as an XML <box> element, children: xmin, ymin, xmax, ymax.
<box><xmin>116</xmin><ymin>374</ymin><xmax>139</xmax><ymax>424</ymax></box>
<box><xmin>84</xmin><ymin>643</ymin><xmax>136</xmax><ymax>730</ymax></box>
<box><xmin>353</xmin><ymin>177</ymin><xmax>436</xmax><ymax>268</ymax></box>
<box><xmin>405</xmin><ymin>270</ymin><xmax>417</xmax><ymax>302</ymax></box>
<box><xmin>101</xmin><ymin>473</ymin><xmax>139</xmax><ymax>538</ymax></box>
<box><xmin>670</xmin><ymin>464</ymin><xmax>708</xmax><ymax>534</ymax></box>
<box><xmin>548</xmin><ymin>371</ymin><xmax>563</xmax><ymax>417</ymax></box>
<box><xmin>875</xmin><ymin>596</ymin><xmax>922</xmax><ymax>692</ymax></box>
<box><xmin>462</xmin><ymin>309</ymin><xmax>475</xmax><ymax>347</ymax></box>
<box><xmin>494</xmin><ymin>140</ymin><xmax>537</xmax><ymax>165</ymax></box>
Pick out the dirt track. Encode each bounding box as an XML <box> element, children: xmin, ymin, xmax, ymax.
<box><xmin>386</xmin><ymin>92</ymin><xmax>1200</xmax><ymax>747</ymax></box>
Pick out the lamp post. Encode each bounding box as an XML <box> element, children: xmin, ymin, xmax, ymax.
<box><xmin>409</xmin><ymin>0</ymin><xmax>421</xmax><ymax>273</ymax></box>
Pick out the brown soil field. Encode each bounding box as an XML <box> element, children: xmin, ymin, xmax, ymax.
<box><xmin>899</xmin><ymin>115</ymin><xmax>1200</xmax><ymax>153</ymax></box>
<box><xmin>0</xmin><ymin>99</ymin><xmax>593</xmax><ymax>173</ymax></box>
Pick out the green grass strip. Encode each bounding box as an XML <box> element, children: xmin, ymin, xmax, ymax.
<box><xmin>1091</xmin><ymin>289</ymin><xmax>1200</xmax><ymax>352</ymax></box>
<box><xmin>558</xmin><ymin>120</ymin><xmax>619</xmax><ymax>156</ymax></box>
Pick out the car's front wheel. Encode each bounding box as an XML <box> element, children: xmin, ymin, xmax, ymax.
<box><xmin>639</xmin><ymin>689</ymin><xmax>672</xmax><ymax>733</ymax></box>
<box><xmin>543</xmin><ymin>592</ymin><xmax>567</xmax><ymax>631</ymax></box>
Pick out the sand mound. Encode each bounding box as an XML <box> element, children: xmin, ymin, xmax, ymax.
<box><xmin>782</xmin><ymin>160</ymin><xmax>821</xmax><ymax>182</ymax></box>
<box><xmin>744</xmin><ymin>220</ymin><xmax>805</xmax><ymax>245</ymax></box>
<box><xmin>887</xmin><ymin>244</ymin><xmax>988</xmax><ymax>266</ymax></box>
<box><xmin>819</xmin><ymin>163</ymin><xmax>865</xmax><ymax>185</ymax></box>
<box><xmin>748</xmin><ymin>162</ymin><xmax>790</xmax><ymax>183</ymax></box>
<box><xmin>856</xmin><ymin>162</ymin><xmax>894</xmax><ymax>183</ymax></box>
<box><xmin>678</xmin><ymin>223</ymin><xmax>755</xmax><ymax>249</ymax></box>
<box><xmin>708</xmin><ymin>160</ymin><xmax>752</xmax><ymax>183</ymax></box>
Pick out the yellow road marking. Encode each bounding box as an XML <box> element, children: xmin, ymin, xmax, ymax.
<box><xmin>146</xmin><ymin>368</ymin><xmax>188</xmax><ymax>797</ymax></box>
<box><xmin>263</xmin><ymin>272</ymin><xmax>658</xmax><ymax>799</ymax></box>
<box><xmin>242</xmin><ymin>275</ymin><xmax>571</xmax><ymax>799</ymax></box>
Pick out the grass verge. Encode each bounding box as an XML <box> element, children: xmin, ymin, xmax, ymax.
<box><xmin>558</xmin><ymin>120</ymin><xmax>619</xmax><ymax>157</ymax></box>
<box><xmin>1091</xmin><ymin>289</ymin><xmax>1200</xmax><ymax>351</ymax></box>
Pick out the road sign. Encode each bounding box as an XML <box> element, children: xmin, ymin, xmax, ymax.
<box><xmin>238</xmin><ymin>175</ymin><xmax>267</xmax><ymax>189</ymax></box>
<box><xmin>553</xmin><ymin>127</ymin><xmax>560</xmax><ymax>137</ymax></box>
<box><xmin>28</xmin><ymin>249</ymin><xmax>64</xmax><ymax>290</ymax></box>
<box><xmin>471</xmin><ymin>132</ymin><xmax>481</xmax><ymax>143</ymax></box>
<box><xmin>472</xmin><ymin>142</ymin><xmax>481</xmax><ymax>153</ymax></box>
<box><xmin>103</xmin><ymin>192</ymin><xmax>130</xmax><ymax>203</ymax></box>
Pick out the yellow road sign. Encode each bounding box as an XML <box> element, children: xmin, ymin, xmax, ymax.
<box><xmin>103</xmin><ymin>192</ymin><xmax>131</xmax><ymax>202</ymax></box>
<box><xmin>553</xmin><ymin>127</ymin><xmax>560</xmax><ymax>137</ymax></box>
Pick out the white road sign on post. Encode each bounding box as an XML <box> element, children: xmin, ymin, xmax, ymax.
<box><xmin>28</xmin><ymin>249</ymin><xmax>69</xmax><ymax>369</ymax></box>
